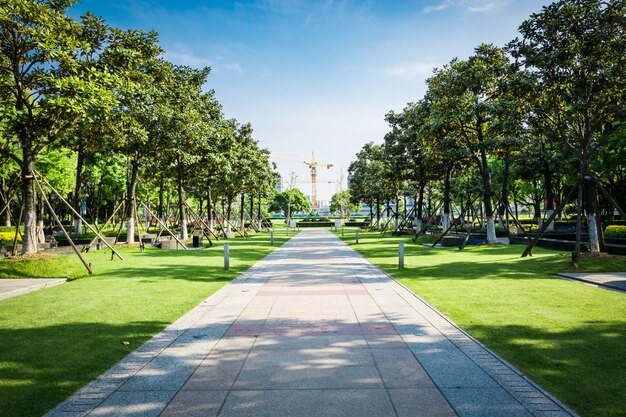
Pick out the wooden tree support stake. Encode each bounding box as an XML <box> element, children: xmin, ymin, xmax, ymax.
<box><xmin>182</xmin><ymin>200</ymin><xmax>216</xmax><ymax>246</ymax></box>
<box><xmin>33</xmin><ymin>175</ymin><xmax>92</xmax><ymax>274</ymax></box>
<box><xmin>35</xmin><ymin>171</ymin><xmax>124</xmax><ymax>261</ymax></box>
<box><xmin>139</xmin><ymin>200</ymin><xmax>188</xmax><ymax>250</ymax></box>
<box><xmin>521</xmin><ymin>179</ymin><xmax>580</xmax><ymax>258</ymax></box>
<box><xmin>594</xmin><ymin>178</ymin><xmax>626</xmax><ymax>219</ymax></box>
<box><xmin>84</xmin><ymin>200</ymin><xmax>124</xmax><ymax>253</ymax></box>
<box><xmin>412</xmin><ymin>200</ymin><xmax>444</xmax><ymax>242</ymax></box>
<box><xmin>11</xmin><ymin>204</ymin><xmax>24</xmax><ymax>256</ymax></box>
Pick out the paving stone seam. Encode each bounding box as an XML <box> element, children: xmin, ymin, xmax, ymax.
<box><xmin>335</xmin><ymin>235</ymin><xmax>578</xmax><ymax>417</ymax></box>
<box><xmin>387</xmin><ymin>273</ymin><xmax>578</xmax><ymax>417</ymax></box>
<box><xmin>155</xmin><ymin>256</ymin><xmax>284</xmax><ymax>413</ymax></box>
<box><xmin>344</xmin><ymin>289</ymin><xmax>402</xmax><ymax>417</ymax></box>
<box><xmin>42</xmin><ymin>241</ymin><xmax>288</xmax><ymax>417</ymax></box>
<box><xmin>342</xmin><ymin>247</ymin><xmax>460</xmax><ymax>417</ymax></box>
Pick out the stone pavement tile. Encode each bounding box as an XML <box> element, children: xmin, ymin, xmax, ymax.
<box><xmin>402</xmin><ymin>333</ymin><xmax>458</xmax><ymax>354</ymax></box>
<box><xmin>183</xmin><ymin>351</ymin><xmax>248</xmax><ymax>390</ymax></box>
<box><xmin>225</xmin><ymin>324</ymin><xmax>264</xmax><ymax>337</ymax></box>
<box><xmin>371</xmin><ymin>349</ymin><xmax>435</xmax><ymax>388</ymax></box>
<box><xmin>219</xmin><ymin>389</ymin><xmax>396</xmax><ymax>417</ymax></box>
<box><xmin>441</xmin><ymin>387</ymin><xmax>533</xmax><ymax>417</ymax></box>
<box><xmin>361</xmin><ymin>323</ymin><xmax>398</xmax><ymax>335</ymax></box>
<box><xmin>253</xmin><ymin>334</ymin><xmax>369</xmax><ymax>349</ymax></box>
<box><xmin>245</xmin><ymin>347</ymin><xmax>374</xmax><ymax>367</ymax></box>
<box><xmin>118</xmin><ymin>357</ymin><xmax>201</xmax><ymax>392</ymax></box>
<box><xmin>388</xmin><ymin>388</ymin><xmax>458</xmax><ymax>417</ymax></box>
<box><xmin>260</xmin><ymin>323</ymin><xmax>363</xmax><ymax>336</ymax></box>
<box><xmin>410</xmin><ymin>347</ymin><xmax>498</xmax><ymax>389</ymax></box>
<box><xmin>89</xmin><ymin>390</ymin><xmax>176</xmax><ymax>417</ymax></box>
<box><xmin>233</xmin><ymin>365</ymin><xmax>384</xmax><ymax>389</ymax></box>
<box><xmin>211</xmin><ymin>336</ymin><xmax>257</xmax><ymax>351</ymax></box>
<box><xmin>365</xmin><ymin>334</ymin><xmax>408</xmax><ymax>349</ymax></box>
<box><xmin>159</xmin><ymin>390</ymin><xmax>228</xmax><ymax>417</ymax></box>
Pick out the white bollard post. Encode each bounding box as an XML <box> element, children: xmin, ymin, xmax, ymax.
<box><xmin>355</xmin><ymin>230</ymin><xmax>359</xmax><ymax>244</ymax></box>
<box><xmin>399</xmin><ymin>242</ymin><xmax>404</xmax><ymax>270</ymax></box>
<box><xmin>270</xmin><ymin>230</ymin><xmax>274</xmax><ymax>246</ymax></box>
<box><xmin>224</xmin><ymin>243</ymin><xmax>230</xmax><ymax>270</ymax></box>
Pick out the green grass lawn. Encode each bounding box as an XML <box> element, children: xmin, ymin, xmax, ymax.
<box><xmin>0</xmin><ymin>232</ymin><xmax>292</xmax><ymax>417</ymax></box>
<box><xmin>337</xmin><ymin>230</ymin><xmax>626</xmax><ymax>417</ymax></box>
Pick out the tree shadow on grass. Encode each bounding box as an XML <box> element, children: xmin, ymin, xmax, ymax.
<box><xmin>463</xmin><ymin>321</ymin><xmax>626</xmax><ymax>417</ymax></box>
<box><xmin>0</xmin><ymin>321</ymin><xmax>167</xmax><ymax>417</ymax></box>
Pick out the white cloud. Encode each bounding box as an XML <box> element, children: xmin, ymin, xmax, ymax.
<box><xmin>468</xmin><ymin>2</ymin><xmax>495</xmax><ymax>12</ymax></box>
<box><xmin>164</xmin><ymin>49</ymin><xmax>244</xmax><ymax>74</ymax></box>
<box><xmin>165</xmin><ymin>51</ymin><xmax>214</xmax><ymax>68</ymax></box>
<box><xmin>423</xmin><ymin>1</ymin><xmax>452</xmax><ymax>13</ymax></box>
<box><xmin>223</xmin><ymin>63</ymin><xmax>244</xmax><ymax>74</ymax></box>
<box><xmin>383</xmin><ymin>62</ymin><xmax>439</xmax><ymax>79</ymax></box>
<box><xmin>423</xmin><ymin>0</ymin><xmax>508</xmax><ymax>14</ymax></box>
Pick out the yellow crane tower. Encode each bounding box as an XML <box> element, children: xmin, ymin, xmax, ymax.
<box><xmin>272</xmin><ymin>151</ymin><xmax>334</xmax><ymax>212</ymax></box>
<box><xmin>305</xmin><ymin>151</ymin><xmax>334</xmax><ymax>212</ymax></box>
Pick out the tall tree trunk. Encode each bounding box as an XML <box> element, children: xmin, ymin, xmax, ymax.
<box><xmin>37</xmin><ymin>191</ymin><xmax>45</xmax><ymax>243</ymax></box>
<box><xmin>21</xmin><ymin>138</ymin><xmax>37</xmax><ymax>254</ymax></box>
<box><xmin>126</xmin><ymin>155</ymin><xmax>139</xmax><ymax>244</ymax></box>
<box><xmin>499</xmin><ymin>154</ymin><xmax>510</xmax><ymax>228</ymax></box>
<box><xmin>544</xmin><ymin>169</ymin><xmax>555</xmax><ymax>231</ymax></box>
<box><xmin>583</xmin><ymin>165</ymin><xmax>600</xmax><ymax>253</ymax></box>
<box><xmin>394</xmin><ymin>195</ymin><xmax>399</xmax><ymax>229</ymax></box>
<box><xmin>376</xmin><ymin>198</ymin><xmax>381</xmax><ymax>228</ymax></box>
<box><xmin>479</xmin><ymin>148</ymin><xmax>497</xmax><ymax>244</ymax></box>
<box><xmin>240</xmin><ymin>194</ymin><xmax>245</xmax><ymax>230</ymax></box>
<box><xmin>73</xmin><ymin>141</ymin><xmax>85</xmax><ymax>234</ymax></box>
<box><xmin>250</xmin><ymin>194</ymin><xmax>254</xmax><ymax>227</ymax></box>
<box><xmin>158</xmin><ymin>174</ymin><xmax>164</xmax><ymax>219</ymax></box>
<box><xmin>177</xmin><ymin>155</ymin><xmax>188</xmax><ymax>240</ymax></box>
<box><xmin>533</xmin><ymin>198</ymin><xmax>542</xmax><ymax>227</ymax></box>
<box><xmin>443</xmin><ymin>167</ymin><xmax>451</xmax><ymax>230</ymax></box>
<box><xmin>1</xmin><ymin>177</ymin><xmax>11</xmax><ymax>227</ymax></box>
<box><xmin>226</xmin><ymin>193</ymin><xmax>233</xmax><ymax>233</ymax></box>
<box><xmin>206</xmin><ymin>184</ymin><xmax>213</xmax><ymax>230</ymax></box>
<box><xmin>416</xmin><ymin>183</ymin><xmax>425</xmax><ymax>231</ymax></box>
<box><xmin>369</xmin><ymin>201</ymin><xmax>373</xmax><ymax>226</ymax></box>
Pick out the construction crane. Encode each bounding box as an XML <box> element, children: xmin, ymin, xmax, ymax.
<box><xmin>271</xmin><ymin>151</ymin><xmax>334</xmax><ymax>212</ymax></box>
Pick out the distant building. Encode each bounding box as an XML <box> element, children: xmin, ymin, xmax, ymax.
<box><xmin>274</xmin><ymin>174</ymin><xmax>282</xmax><ymax>192</ymax></box>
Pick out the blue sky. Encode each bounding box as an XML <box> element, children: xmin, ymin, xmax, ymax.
<box><xmin>71</xmin><ymin>0</ymin><xmax>552</xmax><ymax>204</ymax></box>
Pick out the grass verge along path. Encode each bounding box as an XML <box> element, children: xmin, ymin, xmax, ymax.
<box><xmin>338</xmin><ymin>231</ymin><xmax>626</xmax><ymax>417</ymax></box>
<box><xmin>0</xmin><ymin>232</ymin><xmax>292</xmax><ymax>417</ymax></box>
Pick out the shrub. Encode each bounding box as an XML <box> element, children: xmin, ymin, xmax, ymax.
<box><xmin>0</xmin><ymin>231</ymin><xmax>21</xmax><ymax>244</ymax></box>
<box><xmin>604</xmin><ymin>225</ymin><xmax>626</xmax><ymax>237</ymax></box>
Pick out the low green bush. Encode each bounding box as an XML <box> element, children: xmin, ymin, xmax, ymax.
<box><xmin>605</xmin><ymin>225</ymin><xmax>626</xmax><ymax>237</ymax></box>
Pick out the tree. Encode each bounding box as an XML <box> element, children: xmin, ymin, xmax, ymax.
<box><xmin>427</xmin><ymin>44</ymin><xmax>515</xmax><ymax>244</ymax></box>
<box><xmin>348</xmin><ymin>143</ymin><xmax>386</xmax><ymax>227</ymax></box>
<box><xmin>268</xmin><ymin>189</ymin><xmax>310</xmax><ymax>219</ymax></box>
<box><xmin>0</xmin><ymin>1</ymin><xmax>119</xmax><ymax>253</ymax></box>
<box><xmin>330</xmin><ymin>191</ymin><xmax>359</xmax><ymax>219</ymax></box>
<box><xmin>510</xmin><ymin>0</ymin><xmax>626</xmax><ymax>251</ymax></box>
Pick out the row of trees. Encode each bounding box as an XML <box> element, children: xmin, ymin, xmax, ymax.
<box><xmin>0</xmin><ymin>0</ymin><xmax>277</xmax><ymax>254</ymax></box>
<box><xmin>349</xmin><ymin>0</ymin><xmax>625</xmax><ymax>252</ymax></box>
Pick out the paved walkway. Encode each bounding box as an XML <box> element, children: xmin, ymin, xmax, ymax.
<box><xmin>45</xmin><ymin>230</ymin><xmax>576</xmax><ymax>417</ymax></box>
<box><xmin>0</xmin><ymin>278</ymin><xmax>66</xmax><ymax>301</ymax></box>
<box><xmin>557</xmin><ymin>272</ymin><xmax>626</xmax><ymax>292</ymax></box>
